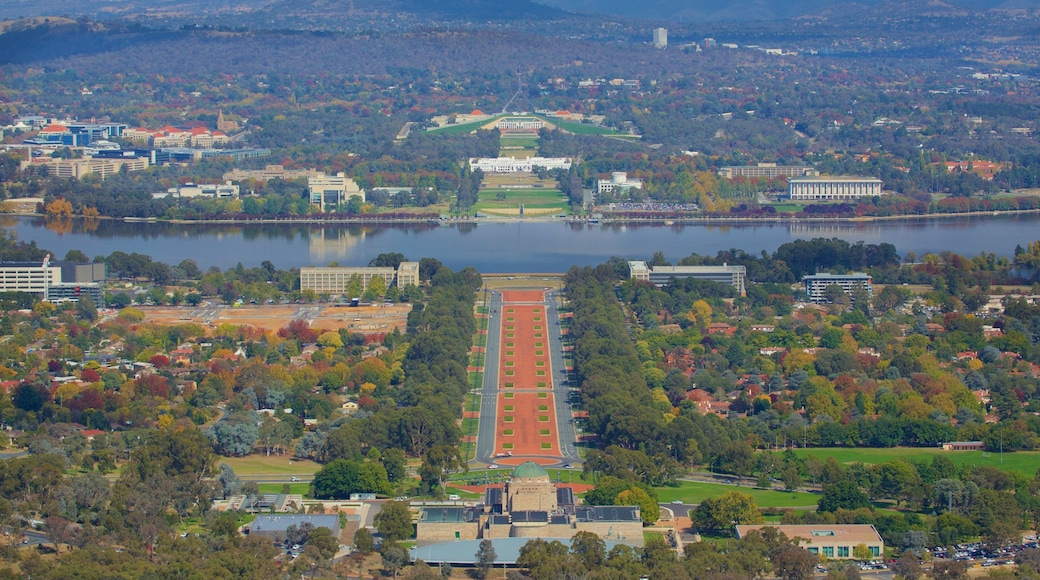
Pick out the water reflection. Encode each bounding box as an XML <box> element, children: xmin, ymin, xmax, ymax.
<box><xmin>5</xmin><ymin>214</ymin><xmax>1040</xmax><ymax>272</ymax></box>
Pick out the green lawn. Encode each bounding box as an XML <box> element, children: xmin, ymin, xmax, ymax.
<box><xmin>218</xmin><ymin>455</ymin><xmax>322</xmax><ymax>477</ymax></box>
<box><xmin>654</xmin><ymin>481</ymin><xmax>819</xmax><ymax>508</ymax></box>
<box><xmin>476</xmin><ymin>189</ymin><xmax>566</xmax><ymax>205</ymax></box>
<box><xmin>462</xmin><ymin>417</ymin><xmax>478</xmax><ymax>437</ymax></box>
<box><xmin>500</xmin><ymin>136</ymin><xmax>540</xmax><ymax>149</ymax></box>
<box><xmin>427</xmin><ymin>118</ymin><xmax>498</xmax><ymax>134</ymax></box>
<box><xmin>257</xmin><ymin>482</ymin><xmax>311</xmax><ymax>496</ymax></box>
<box><xmin>539</xmin><ymin>116</ymin><xmax>627</xmax><ymax>136</ymax></box>
<box><xmin>767</xmin><ymin>203</ymin><xmax>805</xmax><ymax>212</ymax></box>
<box><xmin>791</xmin><ymin>447</ymin><xmax>1040</xmax><ymax>475</ymax></box>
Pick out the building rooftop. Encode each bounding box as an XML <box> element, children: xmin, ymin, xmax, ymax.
<box><xmin>575</xmin><ymin>506</ymin><xmax>641</xmax><ymax>523</ymax></box>
<box><xmin>249</xmin><ymin>514</ymin><xmax>341</xmax><ymax>534</ymax></box>
<box><xmin>512</xmin><ymin>461</ymin><xmax>549</xmax><ymax>480</ymax></box>
<box><xmin>735</xmin><ymin>524</ymin><xmax>883</xmax><ymax>545</ymax></box>
<box><xmin>411</xmin><ymin>537</ymin><xmax>630</xmax><ymax>565</ymax></box>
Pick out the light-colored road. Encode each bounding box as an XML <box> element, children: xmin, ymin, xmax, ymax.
<box><xmin>474</xmin><ymin>291</ymin><xmax>503</xmax><ymax>463</ymax></box>
<box><xmin>546</xmin><ymin>290</ymin><xmax>580</xmax><ymax>463</ymax></box>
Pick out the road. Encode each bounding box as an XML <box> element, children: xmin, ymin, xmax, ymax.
<box><xmin>546</xmin><ymin>290</ymin><xmax>581</xmax><ymax>463</ymax></box>
<box><xmin>474</xmin><ymin>291</ymin><xmax>503</xmax><ymax>464</ymax></box>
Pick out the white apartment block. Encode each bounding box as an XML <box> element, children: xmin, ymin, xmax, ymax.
<box><xmin>717</xmin><ymin>163</ymin><xmax>820</xmax><ymax>179</ymax></box>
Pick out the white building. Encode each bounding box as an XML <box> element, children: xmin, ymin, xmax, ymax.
<box><xmin>308</xmin><ymin>173</ymin><xmax>364</xmax><ymax>211</ymax></box>
<box><xmin>788</xmin><ymin>176</ymin><xmax>883</xmax><ymax>200</ymax></box>
<box><xmin>628</xmin><ymin>261</ymin><xmax>747</xmax><ymax>296</ymax></box>
<box><xmin>171</xmin><ymin>182</ymin><xmax>240</xmax><ymax>198</ymax></box>
<box><xmin>718</xmin><ymin>163</ymin><xmax>819</xmax><ymax>179</ymax></box>
<box><xmin>300</xmin><ymin>262</ymin><xmax>421</xmax><ymax>295</ymax></box>
<box><xmin>597</xmin><ymin>172</ymin><xmax>643</xmax><ymax>195</ymax></box>
<box><xmin>803</xmin><ymin>273</ymin><xmax>873</xmax><ymax>303</ymax></box>
<box><xmin>653</xmin><ymin>28</ymin><xmax>668</xmax><ymax>49</ymax></box>
<box><xmin>468</xmin><ymin>157</ymin><xmax>572</xmax><ymax>173</ymax></box>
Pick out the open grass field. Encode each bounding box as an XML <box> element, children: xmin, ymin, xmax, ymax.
<box><xmin>791</xmin><ymin>447</ymin><xmax>1040</xmax><ymax>475</ymax></box>
<box><xmin>217</xmin><ymin>455</ymin><xmax>322</xmax><ymax>478</ymax></box>
<box><xmin>767</xmin><ymin>203</ymin><xmax>805</xmax><ymax>212</ymax></box>
<box><xmin>257</xmin><ymin>482</ymin><xmax>311</xmax><ymax>496</ymax></box>
<box><xmin>536</xmin><ymin>116</ymin><xmax>627</xmax><ymax>136</ymax></box>
<box><xmin>427</xmin><ymin>118</ymin><xmax>499</xmax><ymax>135</ymax></box>
<box><xmin>654</xmin><ymin>481</ymin><xmax>820</xmax><ymax>507</ymax></box>
<box><xmin>501</xmin><ymin>136</ymin><xmax>540</xmax><ymax>149</ymax></box>
<box><xmin>473</xmin><ymin>189</ymin><xmax>568</xmax><ymax>216</ymax></box>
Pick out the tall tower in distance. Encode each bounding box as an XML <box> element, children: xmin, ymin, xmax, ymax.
<box><xmin>653</xmin><ymin>28</ymin><xmax>668</xmax><ymax>49</ymax></box>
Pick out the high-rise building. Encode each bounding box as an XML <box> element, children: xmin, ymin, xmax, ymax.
<box><xmin>653</xmin><ymin>28</ymin><xmax>668</xmax><ymax>49</ymax></box>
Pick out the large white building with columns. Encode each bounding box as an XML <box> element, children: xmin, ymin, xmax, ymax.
<box><xmin>787</xmin><ymin>176</ymin><xmax>883</xmax><ymax>200</ymax></box>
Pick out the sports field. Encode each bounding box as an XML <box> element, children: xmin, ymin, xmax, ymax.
<box><xmin>218</xmin><ymin>455</ymin><xmax>322</xmax><ymax>478</ymax></box>
<box><xmin>654</xmin><ymin>481</ymin><xmax>820</xmax><ymax>508</ymax></box>
<box><xmin>792</xmin><ymin>447</ymin><xmax>1040</xmax><ymax>475</ymax></box>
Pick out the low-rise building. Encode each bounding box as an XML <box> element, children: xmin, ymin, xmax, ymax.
<box><xmin>628</xmin><ymin>261</ymin><xmax>747</xmax><ymax>296</ymax></box>
<box><xmin>735</xmin><ymin>524</ymin><xmax>883</xmax><ymax>559</ymax></box>
<box><xmin>299</xmin><ymin>262</ymin><xmax>421</xmax><ymax>295</ymax></box>
<box><xmin>717</xmin><ymin>163</ymin><xmax>819</xmax><ymax>179</ymax></box>
<box><xmin>469</xmin><ymin>157</ymin><xmax>572</xmax><ymax>173</ymax></box>
<box><xmin>788</xmin><ymin>176</ymin><xmax>883</xmax><ymax>200</ymax></box>
<box><xmin>246</xmin><ymin>514</ymin><xmax>341</xmax><ymax>543</ymax></box>
<box><xmin>597</xmin><ymin>172</ymin><xmax>643</xmax><ymax>195</ymax></box>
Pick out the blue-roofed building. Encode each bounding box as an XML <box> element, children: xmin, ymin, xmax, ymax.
<box><xmin>246</xmin><ymin>514</ymin><xmax>342</xmax><ymax>543</ymax></box>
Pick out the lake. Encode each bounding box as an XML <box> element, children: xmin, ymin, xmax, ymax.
<box><xmin>3</xmin><ymin>214</ymin><xmax>1038</xmax><ymax>273</ymax></box>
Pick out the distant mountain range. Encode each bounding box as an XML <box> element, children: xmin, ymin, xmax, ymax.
<box><xmin>0</xmin><ymin>0</ymin><xmax>1037</xmax><ymax>23</ymax></box>
<box><xmin>536</xmin><ymin>0</ymin><xmax>1040</xmax><ymax>21</ymax></box>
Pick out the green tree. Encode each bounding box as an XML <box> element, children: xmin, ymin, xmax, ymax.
<box><xmin>353</xmin><ymin>527</ymin><xmax>375</xmax><ymax>554</ymax></box>
<box><xmin>691</xmin><ymin>491</ymin><xmax>764</xmax><ymax>533</ymax></box>
<box><xmin>312</xmin><ymin>459</ymin><xmax>391</xmax><ymax>499</ymax></box>
<box><xmin>818</xmin><ymin>481</ymin><xmax>871</xmax><ymax>513</ymax></box>
<box><xmin>771</xmin><ymin>543</ymin><xmax>819</xmax><ymax>580</ymax></box>
<box><xmin>475</xmin><ymin>538</ymin><xmax>497</xmax><ymax>579</ymax></box>
<box><xmin>381</xmin><ymin>542</ymin><xmax>409</xmax><ymax>579</ymax></box>
<box><xmin>374</xmin><ymin>500</ymin><xmax>413</xmax><ymax>543</ymax></box>
<box><xmin>307</xmin><ymin>526</ymin><xmax>339</xmax><ymax>560</ymax></box>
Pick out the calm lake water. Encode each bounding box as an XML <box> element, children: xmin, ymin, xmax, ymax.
<box><xmin>4</xmin><ymin>214</ymin><xmax>1039</xmax><ymax>273</ymax></box>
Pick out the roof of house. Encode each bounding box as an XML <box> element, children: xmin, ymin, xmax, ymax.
<box><xmin>736</xmin><ymin>524</ymin><xmax>883</xmax><ymax>545</ymax></box>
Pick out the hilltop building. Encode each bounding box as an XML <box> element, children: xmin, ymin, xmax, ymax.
<box><xmin>414</xmin><ymin>462</ymin><xmax>643</xmax><ymax>552</ymax></box>
<box><xmin>628</xmin><ymin>261</ymin><xmax>747</xmax><ymax>296</ymax></box>
<box><xmin>653</xmin><ymin>28</ymin><xmax>668</xmax><ymax>49</ymax></box>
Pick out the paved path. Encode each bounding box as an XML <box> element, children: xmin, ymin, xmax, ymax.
<box><xmin>546</xmin><ymin>289</ymin><xmax>580</xmax><ymax>463</ymax></box>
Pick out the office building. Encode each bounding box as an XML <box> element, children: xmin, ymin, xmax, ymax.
<box><xmin>653</xmin><ymin>28</ymin><xmax>668</xmax><ymax>49</ymax></box>
<box><xmin>247</xmin><ymin>514</ymin><xmax>342</xmax><ymax>543</ymax></box>
<box><xmin>803</xmin><ymin>273</ymin><xmax>872</xmax><ymax>303</ymax></box>
<box><xmin>299</xmin><ymin>262</ymin><xmax>420</xmax><ymax>295</ymax></box>
<box><xmin>308</xmin><ymin>173</ymin><xmax>364</xmax><ymax>211</ymax></box>
<box><xmin>629</xmin><ymin>261</ymin><xmax>747</xmax><ymax>296</ymax></box>
<box><xmin>717</xmin><ymin>163</ymin><xmax>819</xmax><ymax>179</ymax></box>
<box><xmin>736</xmin><ymin>525</ymin><xmax>883</xmax><ymax>560</ymax></box>
<box><xmin>0</xmin><ymin>256</ymin><xmax>103</xmax><ymax>305</ymax></box>
<box><xmin>788</xmin><ymin>176</ymin><xmax>883</xmax><ymax>200</ymax></box>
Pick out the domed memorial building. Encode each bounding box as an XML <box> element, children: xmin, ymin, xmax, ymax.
<box><xmin>413</xmin><ymin>462</ymin><xmax>644</xmax><ymax>564</ymax></box>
